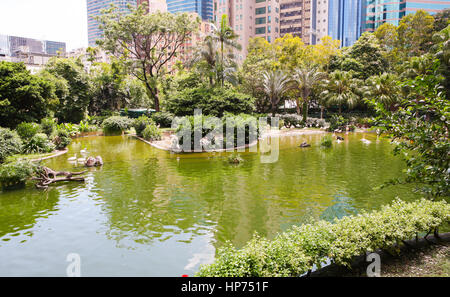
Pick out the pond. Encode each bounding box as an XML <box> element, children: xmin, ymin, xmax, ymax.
<box><xmin>0</xmin><ymin>132</ymin><xmax>421</xmax><ymax>276</ymax></box>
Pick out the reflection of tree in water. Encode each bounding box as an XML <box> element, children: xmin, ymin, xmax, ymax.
<box><xmin>320</xmin><ymin>193</ymin><xmax>358</xmax><ymax>222</ymax></box>
<box><xmin>0</xmin><ymin>188</ymin><xmax>59</xmax><ymax>240</ymax></box>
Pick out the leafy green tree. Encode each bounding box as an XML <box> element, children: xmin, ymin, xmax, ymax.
<box><xmin>96</xmin><ymin>3</ymin><xmax>199</xmax><ymax>111</ymax></box>
<box><xmin>433</xmin><ymin>25</ymin><xmax>450</xmax><ymax>99</ymax></box>
<box><xmin>44</xmin><ymin>58</ymin><xmax>91</xmax><ymax>123</ymax></box>
<box><xmin>0</xmin><ymin>62</ymin><xmax>58</xmax><ymax>128</ymax></box>
<box><xmin>321</xmin><ymin>70</ymin><xmax>360</xmax><ymax>114</ymax></box>
<box><xmin>397</xmin><ymin>10</ymin><xmax>435</xmax><ymax>57</ymax></box>
<box><xmin>262</xmin><ymin>70</ymin><xmax>290</xmax><ymax>116</ymax></box>
<box><xmin>432</xmin><ymin>9</ymin><xmax>450</xmax><ymax>34</ymax></box>
<box><xmin>292</xmin><ymin>65</ymin><xmax>325</xmax><ymax>121</ymax></box>
<box><xmin>363</xmin><ymin>73</ymin><xmax>401</xmax><ymax>111</ymax></box>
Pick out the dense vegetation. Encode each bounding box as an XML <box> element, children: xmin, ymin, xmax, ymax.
<box><xmin>196</xmin><ymin>199</ymin><xmax>450</xmax><ymax>277</ymax></box>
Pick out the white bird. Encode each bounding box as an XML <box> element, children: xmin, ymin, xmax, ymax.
<box><xmin>77</xmin><ymin>158</ymin><xmax>86</xmax><ymax>163</ymax></box>
<box><xmin>80</xmin><ymin>148</ymin><xmax>88</xmax><ymax>154</ymax></box>
<box><xmin>361</xmin><ymin>137</ymin><xmax>371</xmax><ymax>144</ymax></box>
<box><xmin>68</xmin><ymin>154</ymin><xmax>77</xmax><ymax>161</ymax></box>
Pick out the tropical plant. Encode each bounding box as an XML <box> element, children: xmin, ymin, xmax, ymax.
<box><xmin>363</xmin><ymin>73</ymin><xmax>401</xmax><ymax>110</ymax></box>
<box><xmin>292</xmin><ymin>65</ymin><xmax>325</xmax><ymax>121</ymax></box>
<box><xmin>321</xmin><ymin>71</ymin><xmax>360</xmax><ymax>114</ymax></box>
<box><xmin>40</xmin><ymin>117</ymin><xmax>56</xmax><ymax>137</ymax></box>
<box><xmin>151</xmin><ymin>112</ymin><xmax>174</xmax><ymax>128</ymax></box>
<box><xmin>142</xmin><ymin>123</ymin><xmax>162</xmax><ymax>141</ymax></box>
<box><xmin>133</xmin><ymin>115</ymin><xmax>155</xmax><ymax>137</ymax></box>
<box><xmin>52</xmin><ymin>129</ymin><xmax>72</xmax><ymax>150</ymax></box>
<box><xmin>22</xmin><ymin>133</ymin><xmax>55</xmax><ymax>154</ymax></box>
<box><xmin>15</xmin><ymin>122</ymin><xmax>41</xmax><ymax>140</ymax></box>
<box><xmin>320</xmin><ymin>135</ymin><xmax>333</xmax><ymax>148</ymax></box>
<box><xmin>0</xmin><ymin>159</ymin><xmax>38</xmax><ymax>189</ymax></box>
<box><xmin>262</xmin><ymin>70</ymin><xmax>290</xmax><ymax>116</ymax></box>
<box><xmin>102</xmin><ymin>116</ymin><xmax>133</xmax><ymax>135</ymax></box>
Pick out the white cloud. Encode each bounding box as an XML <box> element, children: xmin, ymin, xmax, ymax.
<box><xmin>0</xmin><ymin>0</ymin><xmax>88</xmax><ymax>50</ymax></box>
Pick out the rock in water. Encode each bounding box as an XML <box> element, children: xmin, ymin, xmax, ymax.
<box><xmin>336</xmin><ymin>136</ymin><xmax>344</xmax><ymax>141</ymax></box>
<box><xmin>85</xmin><ymin>157</ymin><xmax>96</xmax><ymax>167</ymax></box>
<box><xmin>95</xmin><ymin>156</ymin><xmax>103</xmax><ymax>166</ymax></box>
<box><xmin>299</xmin><ymin>142</ymin><xmax>311</xmax><ymax>148</ymax></box>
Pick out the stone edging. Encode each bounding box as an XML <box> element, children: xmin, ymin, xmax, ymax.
<box><xmin>31</xmin><ymin>149</ymin><xmax>68</xmax><ymax>162</ymax></box>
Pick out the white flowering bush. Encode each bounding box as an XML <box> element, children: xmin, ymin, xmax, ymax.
<box><xmin>196</xmin><ymin>199</ymin><xmax>450</xmax><ymax>276</ymax></box>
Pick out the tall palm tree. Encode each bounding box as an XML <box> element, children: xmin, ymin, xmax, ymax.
<box><xmin>363</xmin><ymin>73</ymin><xmax>400</xmax><ymax>111</ymax></box>
<box><xmin>262</xmin><ymin>70</ymin><xmax>290</xmax><ymax>116</ymax></box>
<box><xmin>292</xmin><ymin>65</ymin><xmax>325</xmax><ymax>121</ymax></box>
<box><xmin>321</xmin><ymin>70</ymin><xmax>360</xmax><ymax>114</ymax></box>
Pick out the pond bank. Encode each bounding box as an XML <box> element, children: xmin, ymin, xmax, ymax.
<box><xmin>310</xmin><ymin>232</ymin><xmax>450</xmax><ymax>277</ymax></box>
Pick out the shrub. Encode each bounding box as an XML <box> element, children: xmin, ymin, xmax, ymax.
<box><xmin>320</xmin><ymin>135</ymin><xmax>333</xmax><ymax>148</ymax></box>
<box><xmin>40</xmin><ymin>117</ymin><xmax>56</xmax><ymax>137</ymax></box>
<box><xmin>133</xmin><ymin>115</ymin><xmax>155</xmax><ymax>137</ymax></box>
<box><xmin>102</xmin><ymin>116</ymin><xmax>133</xmax><ymax>135</ymax></box>
<box><xmin>16</xmin><ymin>122</ymin><xmax>41</xmax><ymax>140</ymax></box>
<box><xmin>152</xmin><ymin>112</ymin><xmax>174</xmax><ymax>128</ymax></box>
<box><xmin>305</xmin><ymin>117</ymin><xmax>326</xmax><ymax>128</ymax></box>
<box><xmin>327</xmin><ymin>115</ymin><xmax>347</xmax><ymax>132</ymax></box>
<box><xmin>52</xmin><ymin>129</ymin><xmax>72</xmax><ymax>150</ymax></box>
<box><xmin>22</xmin><ymin>133</ymin><xmax>55</xmax><ymax>154</ymax></box>
<box><xmin>57</xmin><ymin>123</ymin><xmax>79</xmax><ymax>137</ymax></box>
<box><xmin>142</xmin><ymin>123</ymin><xmax>162</xmax><ymax>141</ymax></box>
<box><xmin>0</xmin><ymin>159</ymin><xmax>38</xmax><ymax>189</ymax></box>
<box><xmin>0</xmin><ymin>128</ymin><xmax>23</xmax><ymax>163</ymax></box>
<box><xmin>196</xmin><ymin>199</ymin><xmax>450</xmax><ymax>277</ymax></box>
<box><xmin>227</xmin><ymin>152</ymin><xmax>243</xmax><ymax>164</ymax></box>
<box><xmin>280</xmin><ymin>114</ymin><xmax>303</xmax><ymax>128</ymax></box>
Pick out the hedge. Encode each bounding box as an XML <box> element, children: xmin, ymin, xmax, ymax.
<box><xmin>196</xmin><ymin>199</ymin><xmax>450</xmax><ymax>277</ymax></box>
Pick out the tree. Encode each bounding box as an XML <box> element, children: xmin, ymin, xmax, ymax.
<box><xmin>363</xmin><ymin>73</ymin><xmax>401</xmax><ymax>111</ymax></box>
<box><xmin>292</xmin><ymin>65</ymin><xmax>325</xmax><ymax>121</ymax></box>
<box><xmin>0</xmin><ymin>62</ymin><xmax>58</xmax><ymax>128</ymax></box>
<box><xmin>274</xmin><ymin>34</ymin><xmax>308</xmax><ymax>71</ymax></box>
<box><xmin>397</xmin><ymin>10</ymin><xmax>435</xmax><ymax>57</ymax></box>
<box><xmin>321</xmin><ymin>70</ymin><xmax>360</xmax><ymax>114</ymax></box>
<box><xmin>261</xmin><ymin>70</ymin><xmax>290</xmax><ymax>116</ymax></box>
<box><xmin>44</xmin><ymin>58</ymin><xmax>91</xmax><ymax>123</ymax></box>
<box><xmin>97</xmin><ymin>3</ymin><xmax>200</xmax><ymax>112</ymax></box>
<box><xmin>433</xmin><ymin>9</ymin><xmax>450</xmax><ymax>33</ymax></box>
<box><xmin>433</xmin><ymin>25</ymin><xmax>450</xmax><ymax>99</ymax></box>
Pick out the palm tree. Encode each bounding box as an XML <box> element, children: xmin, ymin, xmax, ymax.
<box><xmin>321</xmin><ymin>70</ymin><xmax>360</xmax><ymax>114</ymax></box>
<box><xmin>292</xmin><ymin>65</ymin><xmax>325</xmax><ymax>121</ymax></box>
<box><xmin>363</xmin><ymin>73</ymin><xmax>400</xmax><ymax>111</ymax></box>
<box><xmin>262</xmin><ymin>70</ymin><xmax>290</xmax><ymax>116</ymax></box>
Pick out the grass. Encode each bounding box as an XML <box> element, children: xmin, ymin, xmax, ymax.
<box><xmin>5</xmin><ymin>152</ymin><xmax>57</xmax><ymax>163</ymax></box>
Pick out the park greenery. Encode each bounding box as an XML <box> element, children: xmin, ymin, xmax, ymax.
<box><xmin>0</xmin><ymin>4</ymin><xmax>448</xmax><ymax>274</ymax></box>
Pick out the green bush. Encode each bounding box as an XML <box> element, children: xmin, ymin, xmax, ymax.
<box><xmin>280</xmin><ymin>114</ymin><xmax>303</xmax><ymax>128</ymax></box>
<box><xmin>40</xmin><ymin>118</ymin><xmax>56</xmax><ymax>137</ymax></box>
<box><xmin>22</xmin><ymin>133</ymin><xmax>55</xmax><ymax>154</ymax></box>
<box><xmin>327</xmin><ymin>115</ymin><xmax>347</xmax><ymax>132</ymax></box>
<box><xmin>0</xmin><ymin>128</ymin><xmax>23</xmax><ymax>163</ymax></box>
<box><xmin>102</xmin><ymin>116</ymin><xmax>133</xmax><ymax>135</ymax></box>
<box><xmin>196</xmin><ymin>199</ymin><xmax>450</xmax><ymax>277</ymax></box>
<box><xmin>57</xmin><ymin>123</ymin><xmax>79</xmax><ymax>137</ymax></box>
<box><xmin>133</xmin><ymin>115</ymin><xmax>155</xmax><ymax>137</ymax></box>
<box><xmin>142</xmin><ymin>123</ymin><xmax>162</xmax><ymax>141</ymax></box>
<box><xmin>52</xmin><ymin>129</ymin><xmax>72</xmax><ymax>150</ymax></box>
<box><xmin>152</xmin><ymin>112</ymin><xmax>174</xmax><ymax>128</ymax></box>
<box><xmin>320</xmin><ymin>135</ymin><xmax>333</xmax><ymax>148</ymax></box>
<box><xmin>16</xmin><ymin>122</ymin><xmax>41</xmax><ymax>140</ymax></box>
<box><xmin>0</xmin><ymin>159</ymin><xmax>38</xmax><ymax>189</ymax></box>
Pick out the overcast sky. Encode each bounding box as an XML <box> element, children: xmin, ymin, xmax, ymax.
<box><xmin>0</xmin><ymin>0</ymin><xmax>87</xmax><ymax>50</ymax></box>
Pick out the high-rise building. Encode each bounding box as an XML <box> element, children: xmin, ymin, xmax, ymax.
<box><xmin>280</xmin><ymin>0</ymin><xmax>312</xmax><ymax>44</ymax></box>
<box><xmin>214</xmin><ymin>0</ymin><xmax>281</xmax><ymax>61</ymax></box>
<box><xmin>364</xmin><ymin>0</ymin><xmax>450</xmax><ymax>32</ymax></box>
<box><xmin>166</xmin><ymin>0</ymin><xmax>213</xmax><ymax>20</ymax></box>
<box><xmin>328</xmin><ymin>0</ymin><xmax>364</xmax><ymax>47</ymax></box>
<box><xmin>311</xmin><ymin>0</ymin><xmax>329</xmax><ymax>44</ymax></box>
<box><xmin>137</xmin><ymin>0</ymin><xmax>168</xmax><ymax>13</ymax></box>
<box><xmin>86</xmin><ymin>0</ymin><xmax>137</xmax><ymax>46</ymax></box>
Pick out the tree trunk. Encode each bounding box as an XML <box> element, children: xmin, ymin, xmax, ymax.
<box><xmin>320</xmin><ymin>106</ymin><xmax>324</xmax><ymax>119</ymax></box>
<box><xmin>296</xmin><ymin>98</ymin><xmax>301</xmax><ymax>115</ymax></box>
<box><xmin>302</xmin><ymin>101</ymin><xmax>308</xmax><ymax>123</ymax></box>
<box><xmin>33</xmin><ymin>167</ymin><xmax>87</xmax><ymax>189</ymax></box>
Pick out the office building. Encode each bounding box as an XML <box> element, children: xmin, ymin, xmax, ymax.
<box><xmin>166</xmin><ymin>0</ymin><xmax>213</xmax><ymax>20</ymax></box>
<box><xmin>311</xmin><ymin>0</ymin><xmax>329</xmax><ymax>44</ymax></box>
<box><xmin>86</xmin><ymin>0</ymin><xmax>137</xmax><ymax>46</ymax></box>
<box><xmin>328</xmin><ymin>0</ymin><xmax>364</xmax><ymax>47</ymax></box>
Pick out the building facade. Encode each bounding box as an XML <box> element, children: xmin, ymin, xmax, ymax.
<box><xmin>86</xmin><ymin>0</ymin><xmax>137</xmax><ymax>46</ymax></box>
<box><xmin>214</xmin><ymin>0</ymin><xmax>281</xmax><ymax>61</ymax></box>
<box><xmin>364</xmin><ymin>0</ymin><xmax>450</xmax><ymax>32</ymax></box>
<box><xmin>280</xmin><ymin>0</ymin><xmax>312</xmax><ymax>44</ymax></box>
<box><xmin>166</xmin><ymin>0</ymin><xmax>213</xmax><ymax>20</ymax></box>
<box><xmin>328</xmin><ymin>0</ymin><xmax>364</xmax><ymax>47</ymax></box>
<box><xmin>137</xmin><ymin>0</ymin><xmax>168</xmax><ymax>12</ymax></box>
<box><xmin>311</xmin><ymin>0</ymin><xmax>329</xmax><ymax>44</ymax></box>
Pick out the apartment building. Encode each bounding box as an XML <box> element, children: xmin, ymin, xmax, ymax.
<box><xmin>280</xmin><ymin>0</ymin><xmax>312</xmax><ymax>44</ymax></box>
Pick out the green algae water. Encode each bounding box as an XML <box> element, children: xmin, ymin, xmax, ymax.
<box><xmin>0</xmin><ymin>133</ymin><xmax>422</xmax><ymax>276</ymax></box>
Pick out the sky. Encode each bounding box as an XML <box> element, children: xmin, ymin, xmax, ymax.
<box><xmin>0</xmin><ymin>0</ymin><xmax>88</xmax><ymax>51</ymax></box>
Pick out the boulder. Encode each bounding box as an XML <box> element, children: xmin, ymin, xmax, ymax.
<box><xmin>299</xmin><ymin>142</ymin><xmax>311</xmax><ymax>148</ymax></box>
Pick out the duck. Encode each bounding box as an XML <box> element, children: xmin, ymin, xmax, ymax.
<box><xmin>68</xmin><ymin>154</ymin><xmax>77</xmax><ymax>161</ymax></box>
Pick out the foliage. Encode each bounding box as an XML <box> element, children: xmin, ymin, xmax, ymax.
<box><xmin>368</xmin><ymin>69</ymin><xmax>449</xmax><ymax>197</ymax></box>
<box><xmin>227</xmin><ymin>152</ymin><xmax>244</xmax><ymax>164</ymax></box>
<box><xmin>433</xmin><ymin>25</ymin><xmax>450</xmax><ymax>99</ymax></box>
<box><xmin>22</xmin><ymin>133</ymin><xmax>55</xmax><ymax>154</ymax></box>
<box><xmin>15</xmin><ymin>122</ymin><xmax>41</xmax><ymax>140</ymax></box>
<box><xmin>321</xmin><ymin>71</ymin><xmax>360</xmax><ymax>114</ymax></box>
<box><xmin>320</xmin><ymin>135</ymin><xmax>333</xmax><ymax>148</ymax></box>
<box><xmin>44</xmin><ymin>58</ymin><xmax>91</xmax><ymax>123</ymax></box>
<box><xmin>97</xmin><ymin>3</ymin><xmax>200</xmax><ymax>111</ymax></box>
<box><xmin>151</xmin><ymin>112</ymin><xmax>174</xmax><ymax>128</ymax></box>
<box><xmin>196</xmin><ymin>199</ymin><xmax>450</xmax><ymax>276</ymax></box>
<box><xmin>102</xmin><ymin>116</ymin><xmax>133</xmax><ymax>135</ymax></box>
<box><xmin>363</xmin><ymin>73</ymin><xmax>401</xmax><ymax>110</ymax></box>
<box><xmin>40</xmin><ymin>117</ymin><xmax>56</xmax><ymax>137</ymax></box>
<box><xmin>142</xmin><ymin>123</ymin><xmax>162</xmax><ymax>141</ymax></box>
<box><xmin>0</xmin><ymin>128</ymin><xmax>23</xmax><ymax>163</ymax></box>
<box><xmin>133</xmin><ymin>115</ymin><xmax>155</xmax><ymax>137</ymax></box>
<box><xmin>397</xmin><ymin>10</ymin><xmax>435</xmax><ymax>57</ymax></box>
<box><xmin>0</xmin><ymin>62</ymin><xmax>58</xmax><ymax>128</ymax></box>
<box><xmin>327</xmin><ymin>115</ymin><xmax>348</xmax><ymax>132</ymax></box>
<box><xmin>262</xmin><ymin>70</ymin><xmax>290</xmax><ymax>116</ymax></box>
<box><xmin>279</xmin><ymin>114</ymin><xmax>302</xmax><ymax>128</ymax></box>
<box><xmin>0</xmin><ymin>159</ymin><xmax>38</xmax><ymax>189</ymax></box>
<box><xmin>292</xmin><ymin>65</ymin><xmax>325</xmax><ymax>120</ymax></box>
<box><xmin>52</xmin><ymin>129</ymin><xmax>72</xmax><ymax>150</ymax></box>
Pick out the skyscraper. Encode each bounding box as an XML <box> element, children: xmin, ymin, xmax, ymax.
<box><xmin>166</xmin><ymin>0</ymin><xmax>213</xmax><ymax>21</ymax></box>
<box><xmin>137</xmin><ymin>0</ymin><xmax>168</xmax><ymax>13</ymax></box>
<box><xmin>364</xmin><ymin>0</ymin><xmax>450</xmax><ymax>32</ymax></box>
<box><xmin>280</xmin><ymin>0</ymin><xmax>312</xmax><ymax>44</ymax></box>
<box><xmin>311</xmin><ymin>0</ymin><xmax>329</xmax><ymax>44</ymax></box>
<box><xmin>328</xmin><ymin>0</ymin><xmax>364</xmax><ymax>47</ymax></box>
<box><xmin>86</xmin><ymin>0</ymin><xmax>137</xmax><ymax>46</ymax></box>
